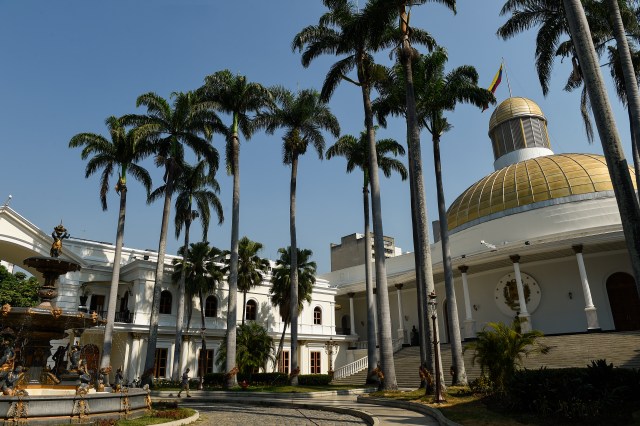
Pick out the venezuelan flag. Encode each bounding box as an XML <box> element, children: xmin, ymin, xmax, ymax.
<box><xmin>483</xmin><ymin>64</ymin><xmax>503</xmax><ymax>112</ymax></box>
<box><xmin>488</xmin><ymin>64</ymin><xmax>503</xmax><ymax>94</ymax></box>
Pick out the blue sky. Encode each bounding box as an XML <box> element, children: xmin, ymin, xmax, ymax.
<box><xmin>0</xmin><ymin>1</ymin><xmax>634</xmax><ymax>273</ymax></box>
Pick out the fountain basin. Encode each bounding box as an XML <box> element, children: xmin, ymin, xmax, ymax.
<box><xmin>0</xmin><ymin>387</ymin><xmax>149</xmax><ymax>424</ymax></box>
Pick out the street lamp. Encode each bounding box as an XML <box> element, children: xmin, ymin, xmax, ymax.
<box><xmin>428</xmin><ymin>291</ymin><xmax>446</xmax><ymax>403</ymax></box>
<box><xmin>324</xmin><ymin>338</ymin><xmax>339</xmax><ymax>378</ymax></box>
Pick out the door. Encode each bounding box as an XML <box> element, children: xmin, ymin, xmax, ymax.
<box><xmin>607</xmin><ymin>272</ymin><xmax>640</xmax><ymax>331</ymax></box>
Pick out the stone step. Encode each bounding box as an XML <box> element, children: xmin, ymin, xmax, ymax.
<box><xmin>333</xmin><ymin>331</ymin><xmax>640</xmax><ymax>388</ymax></box>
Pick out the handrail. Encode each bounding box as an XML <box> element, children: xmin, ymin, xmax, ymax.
<box><xmin>333</xmin><ymin>356</ymin><xmax>368</xmax><ymax>380</ymax></box>
<box><xmin>333</xmin><ymin>337</ymin><xmax>406</xmax><ymax>380</ymax></box>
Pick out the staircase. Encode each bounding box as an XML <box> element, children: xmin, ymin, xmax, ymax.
<box><xmin>333</xmin><ymin>331</ymin><xmax>640</xmax><ymax>388</ymax></box>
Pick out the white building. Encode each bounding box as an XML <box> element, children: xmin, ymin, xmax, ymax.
<box><xmin>0</xmin><ymin>96</ymin><xmax>637</xmax><ymax>383</ymax></box>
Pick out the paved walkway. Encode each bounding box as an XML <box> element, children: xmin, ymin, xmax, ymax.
<box><xmin>153</xmin><ymin>390</ymin><xmax>443</xmax><ymax>425</ymax></box>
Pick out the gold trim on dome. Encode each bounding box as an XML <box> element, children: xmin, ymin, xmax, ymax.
<box><xmin>447</xmin><ymin>153</ymin><xmax>636</xmax><ymax>230</ymax></box>
<box><xmin>489</xmin><ymin>97</ymin><xmax>546</xmax><ymax>131</ymax></box>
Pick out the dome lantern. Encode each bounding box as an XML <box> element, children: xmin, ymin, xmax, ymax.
<box><xmin>488</xmin><ymin>97</ymin><xmax>554</xmax><ymax>170</ymax></box>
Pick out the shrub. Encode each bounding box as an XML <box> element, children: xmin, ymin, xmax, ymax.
<box><xmin>298</xmin><ymin>374</ymin><xmax>332</xmax><ymax>386</ymax></box>
<box><xmin>500</xmin><ymin>361</ymin><xmax>640</xmax><ymax>423</ymax></box>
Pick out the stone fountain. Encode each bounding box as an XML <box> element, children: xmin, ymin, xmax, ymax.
<box><xmin>0</xmin><ymin>224</ymin><xmax>150</xmax><ymax>424</ymax></box>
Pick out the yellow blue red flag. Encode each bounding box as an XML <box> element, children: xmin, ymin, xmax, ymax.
<box><xmin>483</xmin><ymin>64</ymin><xmax>503</xmax><ymax>112</ymax></box>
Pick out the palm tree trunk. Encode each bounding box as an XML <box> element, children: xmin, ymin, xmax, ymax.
<box><xmin>398</xmin><ymin>7</ymin><xmax>436</xmax><ymax>390</ymax></box>
<box><xmin>274</xmin><ymin>321</ymin><xmax>289</xmax><ymax>372</ymax></box>
<box><xmin>361</xmin><ymin>78</ymin><xmax>397</xmax><ymax>390</ymax></box>
<box><xmin>563</xmin><ymin>0</ymin><xmax>640</xmax><ymax>288</ymax></box>
<box><xmin>172</xmin><ymin>220</ymin><xmax>191</xmax><ymax>381</ymax></box>
<box><xmin>145</xmin><ymin>162</ymin><xmax>175</xmax><ymax>375</ymax></box>
<box><xmin>225</xmin><ymin>129</ymin><xmax>241</xmax><ymax>389</ymax></box>
<box><xmin>100</xmin><ymin>182</ymin><xmax>127</xmax><ymax>375</ymax></box>
<box><xmin>289</xmin><ymin>155</ymin><xmax>300</xmax><ymax>386</ymax></box>
<box><xmin>363</xmin><ymin>185</ymin><xmax>378</xmax><ymax>383</ymax></box>
<box><xmin>198</xmin><ymin>290</ymin><xmax>207</xmax><ymax>389</ymax></box>
<box><xmin>241</xmin><ymin>290</ymin><xmax>247</xmax><ymax>326</ymax></box>
<box><xmin>433</xmin><ymin>134</ymin><xmax>466</xmax><ymax>386</ymax></box>
<box><xmin>607</xmin><ymin>0</ymin><xmax>640</xmax><ymax>196</ymax></box>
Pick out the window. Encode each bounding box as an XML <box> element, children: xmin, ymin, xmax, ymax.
<box><xmin>154</xmin><ymin>348</ymin><xmax>168</xmax><ymax>378</ymax></box>
<box><xmin>278</xmin><ymin>350</ymin><xmax>290</xmax><ymax>374</ymax></box>
<box><xmin>310</xmin><ymin>351</ymin><xmax>321</xmax><ymax>374</ymax></box>
<box><xmin>159</xmin><ymin>291</ymin><xmax>172</xmax><ymax>314</ymax></box>
<box><xmin>245</xmin><ymin>300</ymin><xmax>257</xmax><ymax>321</ymax></box>
<box><xmin>89</xmin><ymin>295</ymin><xmax>105</xmax><ymax>315</ymax></box>
<box><xmin>205</xmin><ymin>296</ymin><xmax>217</xmax><ymax>317</ymax></box>
<box><xmin>197</xmin><ymin>349</ymin><xmax>215</xmax><ymax>375</ymax></box>
<box><xmin>313</xmin><ymin>306</ymin><xmax>322</xmax><ymax>325</ymax></box>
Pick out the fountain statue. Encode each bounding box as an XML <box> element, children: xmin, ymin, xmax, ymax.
<box><xmin>0</xmin><ymin>224</ymin><xmax>151</xmax><ymax>423</ymax></box>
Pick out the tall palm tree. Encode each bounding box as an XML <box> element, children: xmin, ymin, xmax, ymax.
<box><xmin>497</xmin><ymin>0</ymin><xmax>640</xmax><ymax>187</ymax></box>
<box><xmin>498</xmin><ymin>0</ymin><xmax>640</xmax><ymax>293</ymax></box>
<box><xmin>378</xmin><ymin>49</ymin><xmax>494</xmax><ymax>386</ymax></box>
<box><xmin>293</xmin><ymin>0</ymin><xmax>399</xmax><ymax>390</ymax></box>
<box><xmin>123</xmin><ymin>91</ymin><xmax>220</xmax><ymax>376</ymax></box>
<box><xmin>269</xmin><ymin>246</ymin><xmax>316</xmax><ymax>375</ymax></box>
<box><xmin>222</xmin><ymin>236</ymin><xmax>270</xmax><ymax>325</ymax></box>
<box><xmin>254</xmin><ymin>87</ymin><xmax>339</xmax><ymax>384</ymax></box>
<box><xmin>561</xmin><ymin>0</ymin><xmax>640</xmax><ymax>296</ymax></box>
<box><xmin>151</xmin><ymin>159</ymin><xmax>223</xmax><ymax>380</ymax></box>
<box><xmin>172</xmin><ymin>241</ymin><xmax>225</xmax><ymax>389</ymax></box>
<box><xmin>69</xmin><ymin>116</ymin><xmax>152</xmax><ymax>373</ymax></box>
<box><xmin>326</xmin><ymin>130</ymin><xmax>407</xmax><ymax>383</ymax></box>
<box><xmin>197</xmin><ymin>70</ymin><xmax>272</xmax><ymax>388</ymax></box>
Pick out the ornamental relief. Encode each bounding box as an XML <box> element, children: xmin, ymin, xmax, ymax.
<box><xmin>494</xmin><ymin>272</ymin><xmax>542</xmax><ymax>317</ymax></box>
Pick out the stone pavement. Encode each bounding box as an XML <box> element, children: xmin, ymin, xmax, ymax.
<box><xmin>153</xmin><ymin>390</ymin><xmax>447</xmax><ymax>425</ymax></box>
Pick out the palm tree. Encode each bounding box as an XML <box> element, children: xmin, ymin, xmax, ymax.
<box><xmin>152</xmin><ymin>159</ymin><xmax>223</xmax><ymax>380</ymax></box>
<box><xmin>69</xmin><ymin>116</ymin><xmax>152</xmax><ymax>372</ymax></box>
<box><xmin>498</xmin><ymin>0</ymin><xmax>640</xmax><ymax>293</ymax></box>
<box><xmin>377</xmin><ymin>49</ymin><xmax>495</xmax><ymax>386</ymax></box>
<box><xmin>326</xmin><ymin>130</ymin><xmax>407</xmax><ymax>383</ymax></box>
<box><xmin>561</xmin><ymin>0</ymin><xmax>640</xmax><ymax>296</ymax></box>
<box><xmin>222</xmin><ymin>236</ymin><xmax>270</xmax><ymax>325</ymax></box>
<box><xmin>216</xmin><ymin>322</ymin><xmax>275</xmax><ymax>378</ymax></box>
<box><xmin>197</xmin><ymin>70</ymin><xmax>272</xmax><ymax>388</ymax></box>
<box><xmin>497</xmin><ymin>0</ymin><xmax>640</xmax><ymax>187</ymax></box>
<box><xmin>172</xmin><ymin>241</ymin><xmax>225</xmax><ymax>389</ymax></box>
<box><xmin>123</xmin><ymin>91</ymin><xmax>220</xmax><ymax>376</ymax></box>
<box><xmin>465</xmin><ymin>321</ymin><xmax>550</xmax><ymax>393</ymax></box>
<box><xmin>254</xmin><ymin>87</ymin><xmax>339</xmax><ymax>384</ymax></box>
<box><xmin>269</xmin><ymin>246</ymin><xmax>316</xmax><ymax>376</ymax></box>
<box><xmin>293</xmin><ymin>0</ymin><xmax>399</xmax><ymax>390</ymax></box>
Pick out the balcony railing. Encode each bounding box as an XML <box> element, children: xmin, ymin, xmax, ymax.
<box><xmin>91</xmin><ymin>310</ymin><xmax>134</xmax><ymax>323</ymax></box>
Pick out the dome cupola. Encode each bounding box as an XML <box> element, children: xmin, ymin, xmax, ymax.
<box><xmin>489</xmin><ymin>97</ymin><xmax>554</xmax><ymax>170</ymax></box>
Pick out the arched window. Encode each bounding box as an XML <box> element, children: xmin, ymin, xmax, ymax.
<box><xmin>245</xmin><ymin>300</ymin><xmax>257</xmax><ymax>321</ymax></box>
<box><xmin>159</xmin><ymin>290</ymin><xmax>172</xmax><ymax>314</ymax></box>
<box><xmin>205</xmin><ymin>296</ymin><xmax>218</xmax><ymax>317</ymax></box>
<box><xmin>313</xmin><ymin>306</ymin><xmax>322</xmax><ymax>325</ymax></box>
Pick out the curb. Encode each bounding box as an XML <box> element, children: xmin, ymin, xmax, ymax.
<box><xmin>357</xmin><ymin>396</ymin><xmax>461</xmax><ymax>426</ymax></box>
<box><xmin>150</xmin><ymin>411</ymin><xmax>199</xmax><ymax>426</ymax></box>
<box><xmin>152</xmin><ymin>388</ymin><xmax>375</xmax><ymax>399</ymax></box>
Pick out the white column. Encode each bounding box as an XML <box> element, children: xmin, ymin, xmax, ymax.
<box><xmin>573</xmin><ymin>245</ymin><xmax>600</xmax><ymax>330</ymax></box>
<box><xmin>348</xmin><ymin>293</ymin><xmax>356</xmax><ymax>335</ymax></box>
<box><xmin>130</xmin><ymin>333</ymin><xmax>143</xmax><ymax>381</ymax></box>
<box><xmin>510</xmin><ymin>255</ymin><xmax>532</xmax><ymax>332</ymax></box>
<box><xmin>395</xmin><ymin>284</ymin><xmax>406</xmax><ymax>344</ymax></box>
<box><xmin>459</xmin><ymin>265</ymin><xmax>476</xmax><ymax>339</ymax></box>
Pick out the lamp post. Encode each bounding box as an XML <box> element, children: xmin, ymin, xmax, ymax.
<box><xmin>324</xmin><ymin>338</ymin><xmax>339</xmax><ymax>378</ymax></box>
<box><xmin>428</xmin><ymin>291</ymin><xmax>446</xmax><ymax>403</ymax></box>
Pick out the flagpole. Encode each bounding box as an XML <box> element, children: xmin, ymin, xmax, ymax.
<box><xmin>502</xmin><ymin>58</ymin><xmax>513</xmax><ymax>97</ymax></box>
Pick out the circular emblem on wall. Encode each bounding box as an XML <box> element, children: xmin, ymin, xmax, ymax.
<box><xmin>494</xmin><ymin>272</ymin><xmax>541</xmax><ymax>316</ymax></box>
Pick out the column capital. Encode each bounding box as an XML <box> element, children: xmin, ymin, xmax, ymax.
<box><xmin>572</xmin><ymin>244</ymin><xmax>584</xmax><ymax>254</ymax></box>
<box><xmin>458</xmin><ymin>265</ymin><xmax>469</xmax><ymax>274</ymax></box>
<box><xmin>510</xmin><ymin>254</ymin><xmax>521</xmax><ymax>264</ymax></box>
<box><xmin>394</xmin><ymin>284</ymin><xmax>403</xmax><ymax>290</ymax></box>
<box><xmin>131</xmin><ymin>332</ymin><xmax>144</xmax><ymax>340</ymax></box>
<box><xmin>347</xmin><ymin>292</ymin><xmax>355</xmax><ymax>298</ymax></box>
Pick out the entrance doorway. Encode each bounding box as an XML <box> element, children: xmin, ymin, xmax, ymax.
<box><xmin>607</xmin><ymin>272</ymin><xmax>640</xmax><ymax>331</ymax></box>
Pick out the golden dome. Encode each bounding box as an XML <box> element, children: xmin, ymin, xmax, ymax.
<box><xmin>447</xmin><ymin>153</ymin><xmax>636</xmax><ymax>231</ymax></box>
<box><xmin>489</xmin><ymin>97</ymin><xmax>546</xmax><ymax>132</ymax></box>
